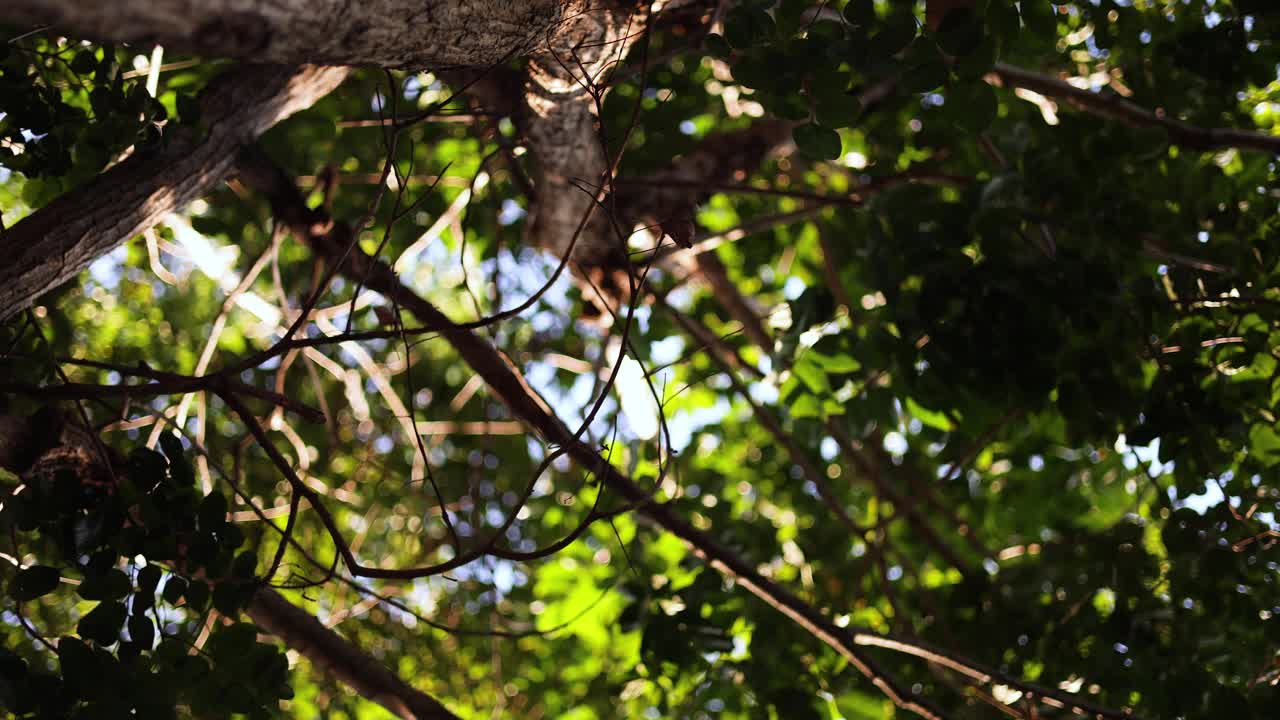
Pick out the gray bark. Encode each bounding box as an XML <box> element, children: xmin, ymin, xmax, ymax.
<box><xmin>0</xmin><ymin>64</ymin><xmax>348</xmax><ymax>321</ymax></box>
<box><xmin>3</xmin><ymin>0</ymin><xmax>568</xmax><ymax>69</ymax></box>
<box><xmin>521</xmin><ymin>1</ymin><xmax>642</xmax><ymax>267</ymax></box>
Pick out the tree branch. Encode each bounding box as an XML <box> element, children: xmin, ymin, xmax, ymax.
<box><xmin>992</xmin><ymin>62</ymin><xmax>1280</xmax><ymax>155</ymax></box>
<box><xmin>2</xmin><ymin>0</ymin><xmax>569</xmax><ymax>68</ymax></box>
<box><xmin>0</xmin><ymin>63</ymin><xmax>349</xmax><ymax>321</ymax></box>
<box><xmin>241</xmin><ymin>161</ymin><xmax>954</xmax><ymax>718</ymax></box>
<box><xmin>248</xmin><ymin>589</ymin><xmax>460</xmax><ymax>720</ymax></box>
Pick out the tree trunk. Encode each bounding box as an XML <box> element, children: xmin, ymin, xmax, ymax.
<box><xmin>521</xmin><ymin>2</ymin><xmax>639</xmax><ymax>268</ymax></box>
<box><xmin>2</xmin><ymin>0</ymin><xmax>569</xmax><ymax>68</ymax></box>
<box><xmin>0</xmin><ymin>64</ymin><xmax>348</xmax><ymax>321</ymax></box>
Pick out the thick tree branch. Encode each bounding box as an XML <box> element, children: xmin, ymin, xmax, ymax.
<box><xmin>0</xmin><ymin>64</ymin><xmax>348</xmax><ymax>321</ymax></box>
<box><xmin>2</xmin><ymin>0</ymin><xmax>568</xmax><ymax>68</ymax></box>
<box><xmin>521</xmin><ymin>1</ymin><xmax>643</xmax><ymax>267</ymax></box>
<box><xmin>616</xmin><ymin>118</ymin><xmax>793</xmax><ymax>347</ymax></box>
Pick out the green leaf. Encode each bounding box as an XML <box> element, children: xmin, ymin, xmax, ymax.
<box><xmin>161</xmin><ymin>576</ymin><xmax>188</xmax><ymax>604</ymax></box>
<box><xmin>1019</xmin><ymin>0</ymin><xmax>1058</xmax><ymax>38</ymax></box>
<box><xmin>724</xmin><ymin>8</ymin><xmax>775</xmax><ymax>49</ymax></box>
<box><xmin>128</xmin><ymin>448</ymin><xmax>168</xmax><ymax>489</ymax></box>
<box><xmin>954</xmin><ymin>37</ymin><xmax>998</xmax><ymax>79</ymax></box>
<box><xmin>704</xmin><ymin>33</ymin><xmax>732</xmax><ymax>59</ymax></box>
<box><xmin>185</xmin><ymin>580</ymin><xmax>210</xmax><ymax>611</ymax></box>
<box><xmin>774</xmin><ymin>0</ymin><xmax>809</xmax><ymax>35</ymax></box>
<box><xmin>843</xmin><ymin>0</ymin><xmax>876</xmax><ymax>26</ymax></box>
<box><xmin>219</xmin><ymin>523</ymin><xmax>245</xmax><ymax>551</ymax></box>
<box><xmin>70</xmin><ymin>50</ymin><xmax>98</xmax><ymax>75</ymax></box>
<box><xmin>11</xmin><ymin>565</ymin><xmax>61</xmax><ymax>601</ymax></box>
<box><xmin>793</xmin><ymin>123</ymin><xmax>843</xmax><ymax>160</ymax></box>
<box><xmin>175</xmin><ymin>93</ymin><xmax>201</xmax><ymax>126</ymax></box>
<box><xmin>793</xmin><ymin>357</ymin><xmax>831</xmax><ymax>394</ymax></box>
<box><xmin>132</xmin><ymin>587</ymin><xmax>156</xmax><ymax>614</ymax></box>
<box><xmin>57</xmin><ymin>637</ymin><xmax>100</xmax><ymax>699</ymax></box>
<box><xmin>790</xmin><ymin>394</ymin><xmax>824</xmax><ymax>419</ymax></box>
<box><xmin>946</xmin><ymin>82</ymin><xmax>998</xmax><ymax>131</ymax></box>
<box><xmin>905</xmin><ymin>397</ymin><xmax>955</xmax><ymax>432</ymax></box>
<box><xmin>158</xmin><ymin>433</ymin><xmax>194</xmax><ymax>486</ymax></box>
<box><xmin>1249</xmin><ymin>424</ymin><xmax>1280</xmax><ymax>461</ymax></box>
<box><xmin>808</xmin><ymin>350</ymin><xmax>861</xmax><ymax>374</ymax></box>
<box><xmin>232</xmin><ymin>551</ymin><xmax>257</xmax><ymax>580</ymax></box>
<box><xmin>868</xmin><ymin>12</ymin><xmax>918</xmax><ymax>56</ymax></box>
<box><xmin>78</xmin><ymin>601</ymin><xmax>127</xmax><ymax>645</ymax></box>
<box><xmin>987</xmin><ymin>0</ymin><xmax>1021</xmax><ymax>44</ymax></box>
<box><xmin>208</xmin><ymin>622</ymin><xmax>257</xmax><ymax>660</ymax></box>
<box><xmin>815</xmin><ymin>93</ymin><xmax>862</xmax><ymax>129</ymax></box>
<box><xmin>212</xmin><ymin>580</ymin><xmax>253</xmax><ymax>616</ymax></box>
<box><xmin>901</xmin><ymin>55</ymin><xmax>949</xmax><ymax>94</ymax></box>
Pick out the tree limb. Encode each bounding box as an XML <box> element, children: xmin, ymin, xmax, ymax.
<box><xmin>248</xmin><ymin>589</ymin><xmax>461</xmax><ymax>720</ymax></box>
<box><xmin>2</xmin><ymin>0</ymin><xmax>568</xmax><ymax>68</ymax></box>
<box><xmin>0</xmin><ymin>63</ymin><xmax>349</xmax><ymax>321</ymax></box>
<box><xmin>992</xmin><ymin>62</ymin><xmax>1280</xmax><ymax>155</ymax></box>
<box><xmin>240</xmin><ymin>157</ymin><xmax>944</xmax><ymax>719</ymax></box>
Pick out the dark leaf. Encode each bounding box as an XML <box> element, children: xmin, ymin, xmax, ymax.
<box><xmin>793</xmin><ymin>123</ymin><xmax>842</xmax><ymax>160</ymax></box>
<box><xmin>128</xmin><ymin>615</ymin><xmax>155</xmax><ymax>649</ymax></box>
<box><xmin>77</xmin><ymin>601</ymin><xmax>127</xmax><ymax>645</ymax></box>
<box><xmin>11</xmin><ymin>565</ymin><xmax>61</xmax><ymax>601</ymax></box>
<box><xmin>77</xmin><ymin>568</ymin><xmax>132</xmax><ymax>601</ymax></box>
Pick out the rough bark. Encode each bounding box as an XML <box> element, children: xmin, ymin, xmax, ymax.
<box><xmin>0</xmin><ymin>64</ymin><xmax>348</xmax><ymax>321</ymax></box>
<box><xmin>2</xmin><ymin>0</ymin><xmax>568</xmax><ymax>69</ymax></box>
<box><xmin>521</xmin><ymin>1</ymin><xmax>642</xmax><ymax>267</ymax></box>
<box><xmin>0</xmin><ymin>0</ymin><xmax>650</xmax><ymax>321</ymax></box>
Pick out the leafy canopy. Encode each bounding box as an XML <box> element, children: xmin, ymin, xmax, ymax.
<box><xmin>2</xmin><ymin>1</ymin><xmax>1280</xmax><ymax>719</ymax></box>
